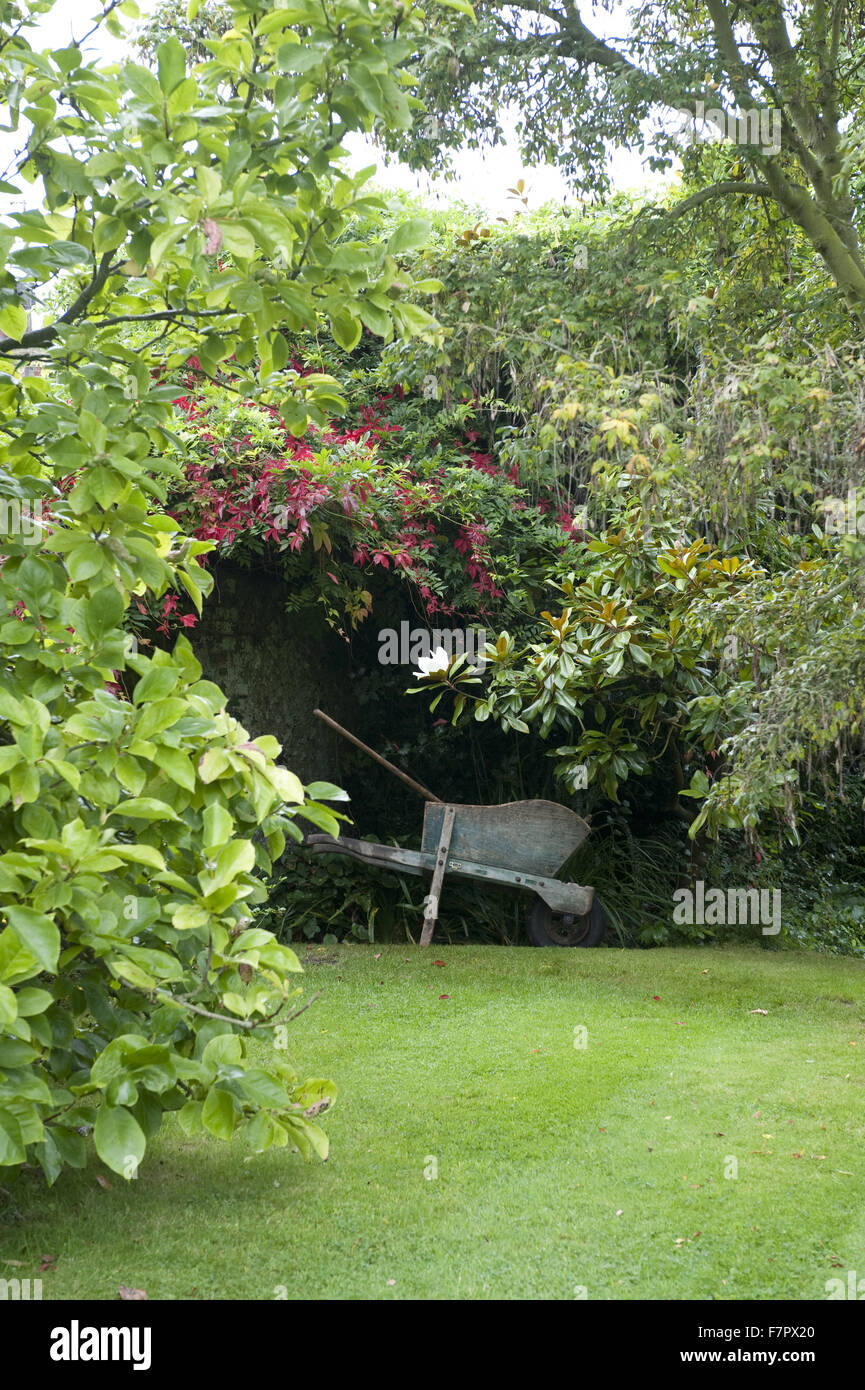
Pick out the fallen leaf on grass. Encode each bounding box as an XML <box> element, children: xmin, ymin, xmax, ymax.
<box><xmin>749</xmin><ymin>1009</ymin><xmax>768</xmax><ymax>1015</ymax></box>
<box><xmin>374</xmin><ymin>952</ymin><xmax>382</xmax><ymax>960</ymax></box>
<box><xmin>439</xmin><ymin>994</ymin><xmax>450</xmax><ymax>1000</ymax></box>
<box><xmin>386</xmin><ymin>1279</ymin><xmax>396</xmax><ymax>1287</ymax></box>
<box><xmin>433</xmin><ymin>960</ymin><xmax>446</xmax><ymax>966</ymax></box>
<box><xmin>96</xmin><ymin>1175</ymin><xmax>112</xmax><ymax>1190</ymax></box>
<box><xmin>118</xmin><ymin>1286</ymin><xmax>147</xmax><ymax>1301</ymax></box>
<box><xmin>3</xmin><ymin>1260</ymin><xmax>23</xmax><ymax>1268</ymax></box>
<box><xmin>39</xmin><ymin>1255</ymin><xmax>57</xmax><ymax>1273</ymax></box>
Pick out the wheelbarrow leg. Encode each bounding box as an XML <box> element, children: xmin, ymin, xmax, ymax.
<box><xmin>420</xmin><ymin>804</ymin><xmax>455</xmax><ymax>946</ymax></box>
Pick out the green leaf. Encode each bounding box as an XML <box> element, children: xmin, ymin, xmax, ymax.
<box><xmin>34</xmin><ymin>1132</ymin><xmax>63</xmax><ymax>1186</ymax></box>
<box><xmin>392</xmin><ymin>301</ymin><xmax>439</xmax><ymax>340</ymax></box>
<box><xmin>133</xmin><ymin>667</ymin><xmax>178</xmax><ymax>704</ymax></box>
<box><xmin>108</xmin><ymin>796</ymin><xmax>181</xmax><ymax>822</ymax></box>
<box><xmin>219</xmin><ymin>223</ymin><xmax>256</xmax><ymax>259</ymax></box>
<box><xmin>172</xmin><ymin>903</ymin><xmax>209</xmax><ymax>931</ymax></box>
<box><xmin>149</xmin><ymin>222</ymin><xmax>187</xmax><ymax>269</ymax></box>
<box><xmin>305</xmin><ymin>781</ymin><xmax>350</xmax><ymax>802</ymax></box>
<box><xmin>4</xmin><ymin>906</ymin><xmax>60</xmax><ymax>973</ymax></box>
<box><xmin>267</xmin><ymin>764</ymin><xmax>305</xmax><ymax>804</ymax></box>
<box><xmin>93</xmin><ymin>1104</ymin><xmax>146</xmax><ymax>1178</ymax></box>
<box><xmin>200</xmin><ymin>839</ymin><xmax>255</xmax><ymax>893</ymax></box>
<box><xmin>0</xmin><ymin>1110</ymin><xmax>26</xmax><ymax>1166</ymax></box>
<box><xmin>203</xmin><ymin>803</ymin><xmax>233</xmax><ymax>849</ymax></box>
<box><xmin>83</xmin><ymin>586</ymin><xmax>125</xmax><ymax>640</ymax></box>
<box><xmin>106</xmin><ymin>1077</ymin><xmax>139</xmax><ymax>1108</ymax></box>
<box><xmin>283</xmin><ymin>1114</ymin><xmax>329</xmax><ymax>1161</ymax></box>
<box><xmin>328</xmin><ymin>308</ymin><xmax>362</xmax><ymax>353</ymax></box>
<box><xmin>178</xmin><ymin>1099</ymin><xmax>204</xmax><ymax>1135</ymax></box>
<box><xmin>358</xmin><ymin>299</ymin><xmax>392</xmax><ymax>339</ymax></box>
<box><xmin>387</xmin><ymin>218</ymin><xmax>432</xmax><ymax>257</ymax></box>
<box><xmin>15</xmin><ymin>987</ymin><xmax>53</xmax><ymax>1016</ymax></box>
<box><xmin>0</xmin><ymin>303</ymin><xmax>27</xmax><ymax>341</ymax></box>
<box><xmin>0</xmin><ymin>982</ymin><xmax>18</xmax><ymax>1025</ymax></box>
<box><xmin>16</xmin><ymin>556</ymin><xmax>56</xmax><ymax>612</ymax></box>
<box><xmin>110</xmin><ymin>843</ymin><xmax>166</xmax><ymax>870</ymax></box>
<box><xmin>202</xmin><ymin>1085</ymin><xmax>237</xmax><ymax>1139</ymax></box>
<box><xmin>157</xmin><ymin>747</ymin><xmax>196</xmax><ymax>791</ymax></box>
<box><xmin>247</xmin><ymin>1109</ymin><xmax>280</xmax><ymax>1151</ymax></box>
<box><xmin>198</xmin><ymin>748</ymin><xmax>230</xmax><ymax>783</ymax></box>
<box><xmin>157</xmin><ymin>37</ymin><xmax>187</xmax><ymax>95</ymax></box>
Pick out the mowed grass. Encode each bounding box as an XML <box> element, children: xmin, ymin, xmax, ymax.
<box><xmin>3</xmin><ymin>944</ymin><xmax>864</xmax><ymax>1301</ymax></box>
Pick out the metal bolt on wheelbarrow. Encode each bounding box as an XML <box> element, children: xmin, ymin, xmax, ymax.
<box><xmin>304</xmin><ymin>711</ymin><xmax>606</xmax><ymax>947</ymax></box>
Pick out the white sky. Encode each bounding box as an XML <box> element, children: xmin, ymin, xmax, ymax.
<box><xmin>2</xmin><ymin>0</ymin><xmax>674</xmax><ymax>217</ymax></box>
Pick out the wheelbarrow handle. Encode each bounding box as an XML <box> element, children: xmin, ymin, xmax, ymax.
<box><xmin>313</xmin><ymin>709</ymin><xmax>443</xmax><ymax>803</ymax></box>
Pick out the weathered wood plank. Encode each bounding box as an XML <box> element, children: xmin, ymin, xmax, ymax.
<box><xmin>304</xmin><ymin>832</ymin><xmax>593</xmax><ymax>915</ymax></box>
<box><xmin>422</xmin><ymin>800</ymin><xmax>589</xmax><ymax>877</ymax></box>
<box><xmin>420</xmin><ymin>803</ymin><xmax>455</xmax><ymax>945</ymax></box>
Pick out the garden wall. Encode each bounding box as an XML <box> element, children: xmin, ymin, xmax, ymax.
<box><xmin>190</xmin><ymin>561</ymin><xmax>355</xmax><ymax>785</ymax></box>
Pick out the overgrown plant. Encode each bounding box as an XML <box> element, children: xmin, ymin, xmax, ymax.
<box><xmin>0</xmin><ymin>0</ymin><xmax>448</xmax><ymax>1182</ymax></box>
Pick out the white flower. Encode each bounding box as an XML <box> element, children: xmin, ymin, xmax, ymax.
<box><xmin>414</xmin><ymin>645</ymin><xmax>451</xmax><ymax>679</ymax></box>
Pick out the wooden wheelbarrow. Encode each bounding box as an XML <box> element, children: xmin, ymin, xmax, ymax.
<box><xmin>304</xmin><ymin>711</ymin><xmax>604</xmax><ymax>947</ymax></box>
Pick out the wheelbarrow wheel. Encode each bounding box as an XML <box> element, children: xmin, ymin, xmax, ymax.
<box><xmin>527</xmin><ymin>894</ymin><xmax>607</xmax><ymax>947</ymax></box>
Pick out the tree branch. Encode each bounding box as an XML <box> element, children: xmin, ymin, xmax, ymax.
<box><xmin>0</xmin><ymin>251</ymin><xmax>122</xmax><ymax>353</ymax></box>
<box><xmin>665</xmin><ymin>181</ymin><xmax>773</xmax><ymax>217</ymax></box>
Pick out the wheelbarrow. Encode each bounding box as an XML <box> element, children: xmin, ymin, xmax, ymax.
<box><xmin>304</xmin><ymin>710</ymin><xmax>605</xmax><ymax>947</ymax></box>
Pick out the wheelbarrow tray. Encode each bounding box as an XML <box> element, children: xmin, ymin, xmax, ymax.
<box><xmin>305</xmin><ymin>799</ymin><xmax>593</xmax><ymax>917</ymax></box>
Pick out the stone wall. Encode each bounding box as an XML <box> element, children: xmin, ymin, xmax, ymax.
<box><xmin>190</xmin><ymin>561</ymin><xmax>356</xmax><ymax>785</ymax></box>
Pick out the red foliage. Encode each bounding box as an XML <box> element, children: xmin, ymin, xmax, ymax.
<box><xmin>159</xmin><ymin>347</ymin><xmax>578</xmax><ymax>631</ymax></box>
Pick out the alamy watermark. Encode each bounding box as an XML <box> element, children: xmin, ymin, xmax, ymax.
<box><xmin>49</xmin><ymin>1323</ymin><xmax>151</xmax><ymax>1370</ymax></box>
<box><xmin>826</xmin><ymin>1270</ymin><xmax>865</xmax><ymax>1299</ymax></box>
<box><xmin>673</xmin><ymin>881</ymin><xmax>781</xmax><ymax>935</ymax></box>
<box><xmin>0</xmin><ymin>497</ymin><xmax>44</xmax><ymax>544</ymax></box>
<box><xmin>378</xmin><ymin>622</ymin><xmax>487</xmax><ymax>671</ymax></box>
<box><xmin>0</xmin><ymin>1277</ymin><xmax>42</xmax><ymax>1299</ymax></box>
<box><xmin>675</xmin><ymin>101</ymin><xmax>782</xmax><ymax>155</ymax></box>
<box><xmin>821</xmin><ymin>486</ymin><xmax>865</xmax><ymax>535</ymax></box>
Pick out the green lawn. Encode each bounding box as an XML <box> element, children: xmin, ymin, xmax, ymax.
<box><xmin>3</xmin><ymin>944</ymin><xmax>864</xmax><ymax>1300</ymax></box>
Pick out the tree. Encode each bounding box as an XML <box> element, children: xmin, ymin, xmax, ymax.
<box><xmin>134</xmin><ymin>0</ymin><xmax>235</xmax><ymax>67</ymax></box>
<box><xmin>397</xmin><ymin>1</ymin><xmax>865</xmax><ymax>320</ymax></box>
<box><xmin>0</xmin><ymin>0</ymin><xmax>443</xmax><ymax>1183</ymax></box>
